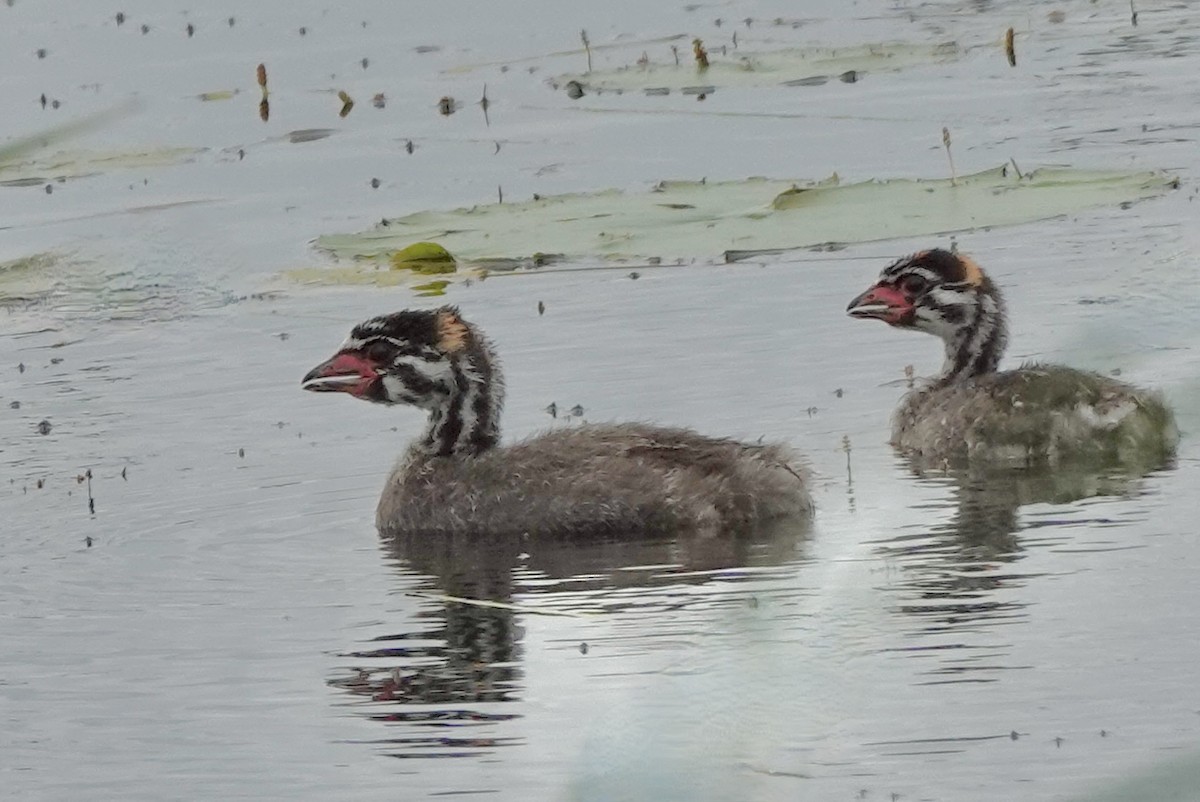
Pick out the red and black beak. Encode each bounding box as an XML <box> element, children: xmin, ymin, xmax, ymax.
<box><xmin>846</xmin><ymin>282</ymin><xmax>915</xmax><ymax>326</ymax></box>
<box><xmin>301</xmin><ymin>352</ymin><xmax>379</xmax><ymax>397</ymax></box>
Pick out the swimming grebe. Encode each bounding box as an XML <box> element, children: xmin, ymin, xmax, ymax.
<box><xmin>303</xmin><ymin>306</ymin><xmax>811</xmax><ymax>537</ymax></box>
<box><xmin>846</xmin><ymin>249</ymin><xmax>1178</xmax><ymax>467</ymax></box>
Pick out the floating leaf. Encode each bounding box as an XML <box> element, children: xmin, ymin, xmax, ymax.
<box><xmin>317</xmin><ymin>166</ymin><xmax>1176</xmax><ymax>265</ymax></box>
<box><xmin>389</xmin><ymin>241</ymin><xmax>457</xmax><ymax>274</ymax></box>
<box><xmin>553</xmin><ymin>41</ymin><xmax>960</xmax><ymax>93</ymax></box>
<box><xmin>412</xmin><ymin>280</ymin><xmax>451</xmax><ymax>296</ymax></box>
<box><xmin>0</xmin><ymin>146</ymin><xmax>203</xmax><ymax>182</ymax></box>
<box><xmin>445</xmin><ymin>34</ymin><xmax>687</xmax><ymax>75</ymax></box>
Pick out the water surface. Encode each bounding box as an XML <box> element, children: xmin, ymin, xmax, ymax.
<box><xmin>2</xmin><ymin>1</ymin><xmax>1199</xmax><ymax>800</ymax></box>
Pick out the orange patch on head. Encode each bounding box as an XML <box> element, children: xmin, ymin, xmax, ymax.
<box><xmin>957</xmin><ymin>254</ymin><xmax>985</xmax><ymax>286</ymax></box>
<box><xmin>435</xmin><ymin>308</ymin><xmax>470</xmax><ymax>353</ymax></box>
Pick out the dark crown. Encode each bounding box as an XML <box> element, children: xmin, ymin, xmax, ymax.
<box><xmin>882</xmin><ymin>249</ymin><xmax>987</xmax><ymax>288</ymax></box>
<box><xmin>346</xmin><ymin>306</ymin><xmax>471</xmax><ymax>356</ymax></box>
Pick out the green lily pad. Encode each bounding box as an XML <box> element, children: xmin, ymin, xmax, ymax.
<box><xmin>553</xmin><ymin>41</ymin><xmax>960</xmax><ymax>93</ymax></box>
<box><xmin>412</xmin><ymin>280</ymin><xmax>451</xmax><ymax>296</ymax></box>
<box><xmin>389</xmin><ymin>241</ymin><xmax>457</xmax><ymax>274</ymax></box>
<box><xmin>315</xmin><ymin>165</ymin><xmax>1177</xmax><ymax>267</ymax></box>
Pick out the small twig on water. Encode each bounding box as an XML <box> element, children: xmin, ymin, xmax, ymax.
<box><xmin>842</xmin><ymin>436</ymin><xmax>853</xmax><ymax>486</ymax></box>
<box><xmin>1004</xmin><ymin>27</ymin><xmax>1016</xmax><ymax>67</ymax></box>
<box><xmin>1008</xmin><ymin>156</ymin><xmax>1023</xmax><ymax>179</ymax></box>
<box><xmin>86</xmin><ymin>468</ymin><xmax>95</xmax><ymax>514</ymax></box>
<box><xmin>942</xmin><ymin>126</ymin><xmax>958</xmax><ymax>186</ymax></box>
<box><xmin>479</xmin><ymin>84</ymin><xmax>490</xmax><ymax>127</ymax></box>
<box><xmin>580</xmin><ymin>29</ymin><xmax>592</xmax><ymax>73</ymax></box>
<box><xmin>1130</xmin><ymin>0</ymin><xmax>1138</xmax><ymax>26</ymax></box>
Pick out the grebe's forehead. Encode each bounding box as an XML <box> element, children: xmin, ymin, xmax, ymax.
<box><xmin>343</xmin><ymin>310</ymin><xmax>440</xmax><ymax>350</ymax></box>
<box><xmin>881</xmin><ymin>249</ymin><xmax>985</xmax><ymax>287</ymax></box>
<box><xmin>338</xmin><ymin>306</ymin><xmax>471</xmax><ymax>357</ymax></box>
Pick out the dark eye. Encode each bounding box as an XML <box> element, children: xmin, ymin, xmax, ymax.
<box><xmin>900</xmin><ymin>275</ymin><xmax>926</xmax><ymax>294</ymax></box>
<box><xmin>364</xmin><ymin>341</ymin><xmax>393</xmax><ymax>362</ymax></box>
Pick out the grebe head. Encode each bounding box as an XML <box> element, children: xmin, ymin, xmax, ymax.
<box><xmin>303</xmin><ymin>306</ymin><xmax>480</xmax><ymax>407</ymax></box>
<box><xmin>303</xmin><ymin>306</ymin><xmax>504</xmax><ymax>457</ymax></box>
<box><xmin>848</xmin><ymin>249</ymin><xmax>1008</xmax><ymax>381</ymax></box>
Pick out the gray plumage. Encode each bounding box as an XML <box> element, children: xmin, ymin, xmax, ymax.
<box><xmin>303</xmin><ymin>306</ymin><xmax>812</xmax><ymax>538</ymax></box>
<box><xmin>378</xmin><ymin>422</ymin><xmax>808</xmax><ymax>539</ymax></box>
<box><xmin>849</xmin><ymin>249</ymin><xmax>1178</xmax><ymax>468</ymax></box>
<box><xmin>894</xmin><ymin>364</ymin><xmax>1176</xmax><ymax>468</ymax></box>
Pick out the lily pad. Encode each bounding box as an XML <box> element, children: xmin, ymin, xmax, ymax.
<box><xmin>390</xmin><ymin>241</ymin><xmax>457</xmax><ymax>274</ymax></box>
<box><xmin>315</xmin><ymin>166</ymin><xmax>1177</xmax><ymax>267</ymax></box>
<box><xmin>553</xmin><ymin>41</ymin><xmax>960</xmax><ymax>93</ymax></box>
<box><xmin>0</xmin><ymin>146</ymin><xmax>203</xmax><ymax>183</ymax></box>
<box><xmin>444</xmin><ymin>34</ymin><xmax>689</xmax><ymax>75</ymax></box>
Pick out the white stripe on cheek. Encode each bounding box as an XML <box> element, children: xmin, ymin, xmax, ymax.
<box><xmin>381</xmin><ymin>374</ymin><xmax>409</xmax><ymax>401</ymax></box>
<box><xmin>391</xmin><ymin>356</ymin><xmax>454</xmax><ymax>384</ymax></box>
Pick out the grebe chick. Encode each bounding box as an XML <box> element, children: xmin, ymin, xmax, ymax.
<box><xmin>303</xmin><ymin>306</ymin><xmax>811</xmax><ymax>538</ymax></box>
<box><xmin>846</xmin><ymin>249</ymin><xmax>1178</xmax><ymax>467</ymax></box>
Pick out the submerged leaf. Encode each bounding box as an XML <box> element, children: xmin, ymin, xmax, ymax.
<box><xmin>0</xmin><ymin>101</ymin><xmax>139</xmax><ymax>166</ymax></box>
<box><xmin>0</xmin><ymin>252</ymin><xmax>62</xmax><ymax>302</ymax></box>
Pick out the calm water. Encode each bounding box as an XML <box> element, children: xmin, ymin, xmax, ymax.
<box><xmin>3</xmin><ymin>1</ymin><xmax>1199</xmax><ymax>800</ymax></box>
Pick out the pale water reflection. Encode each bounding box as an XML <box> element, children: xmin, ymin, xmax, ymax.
<box><xmin>872</xmin><ymin>460</ymin><xmax>1173</xmax><ymax>686</ymax></box>
<box><xmin>331</xmin><ymin>521</ymin><xmax>810</xmax><ymax>763</ymax></box>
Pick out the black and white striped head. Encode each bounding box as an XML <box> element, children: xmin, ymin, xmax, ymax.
<box><xmin>847</xmin><ymin>249</ymin><xmax>1008</xmax><ymax>379</ymax></box>
<box><xmin>303</xmin><ymin>306</ymin><xmax>504</xmax><ymax>456</ymax></box>
<box><xmin>847</xmin><ymin>249</ymin><xmax>1001</xmax><ymax>335</ymax></box>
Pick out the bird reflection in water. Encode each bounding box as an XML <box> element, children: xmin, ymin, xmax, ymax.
<box><xmin>874</xmin><ymin>454</ymin><xmax>1174</xmax><ymax>682</ymax></box>
<box><xmin>328</xmin><ymin>520</ymin><xmax>810</xmax><ymax>759</ymax></box>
